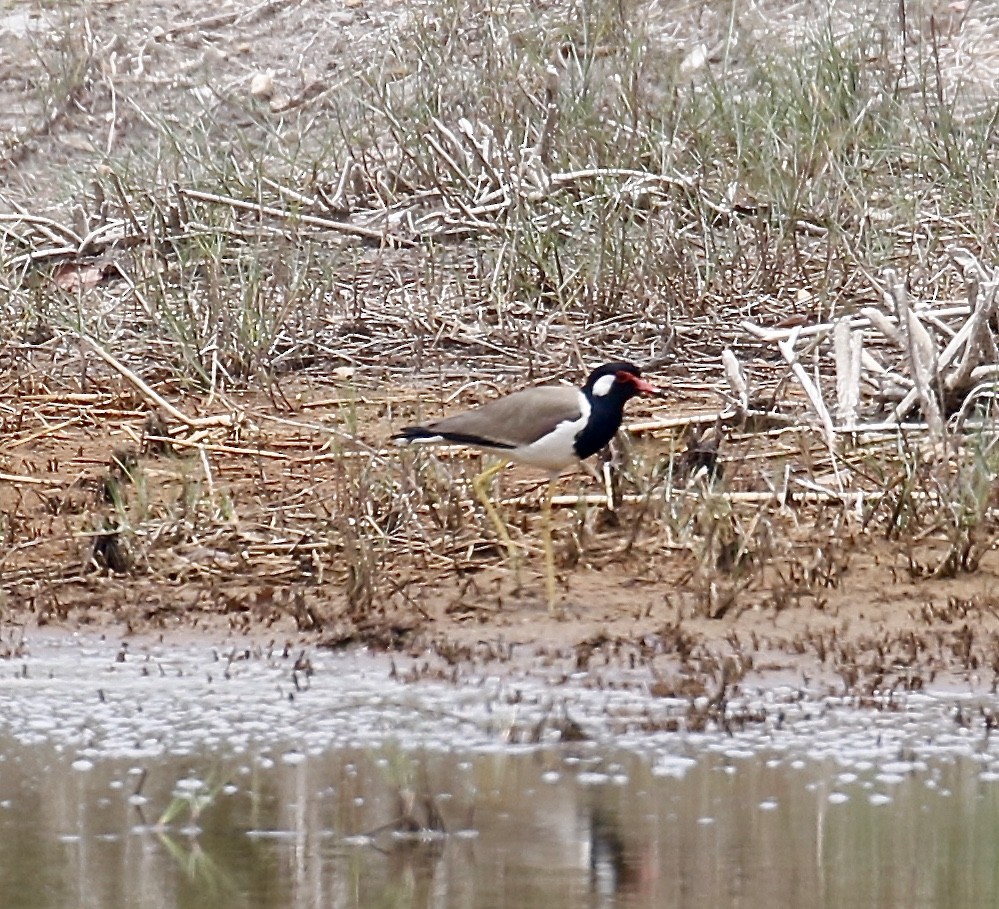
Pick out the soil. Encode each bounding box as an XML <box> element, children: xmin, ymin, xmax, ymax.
<box><xmin>4</xmin><ymin>0</ymin><xmax>999</xmax><ymax>694</ymax></box>
<box><xmin>4</xmin><ymin>365</ymin><xmax>999</xmax><ymax>696</ymax></box>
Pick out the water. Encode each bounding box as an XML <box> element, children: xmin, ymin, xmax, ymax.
<box><xmin>2</xmin><ymin>633</ymin><xmax>999</xmax><ymax>908</ymax></box>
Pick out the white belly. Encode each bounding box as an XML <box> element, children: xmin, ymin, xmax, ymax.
<box><xmin>509</xmin><ymin>412</ymin><xmax>586</xmax><ymax>473</ymax></box>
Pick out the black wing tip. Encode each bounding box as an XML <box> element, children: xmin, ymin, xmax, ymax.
<box><xmin>435</xmin><ymin>432</ymin><xmax>516</xmax><ymax>450</ymax></box>
<box><xmin>391</xmin><ymin>427</ymin><xmax>516</xmax><ymax>451</ymax></box>
<box><xmin>392</xmin><ymin>426</ymin><xmax>437</xmax><ymax>443</ymax></box>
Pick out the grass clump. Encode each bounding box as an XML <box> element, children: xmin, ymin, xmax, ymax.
<box><xmin>4</xmin><ymin>0</ymin><xmax>999</xmax><ymax>631</ymax></box>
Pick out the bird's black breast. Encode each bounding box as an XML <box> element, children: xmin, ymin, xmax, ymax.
<box><xmin>572</xmin><ymin>399</ymin><xmax>625</xmax><ymax>460</ymax></box>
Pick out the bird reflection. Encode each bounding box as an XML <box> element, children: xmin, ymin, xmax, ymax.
<box><xmin>588</xmin><ymin>807</ymin><xmax>658</xmax><ymax>904</ymax></box>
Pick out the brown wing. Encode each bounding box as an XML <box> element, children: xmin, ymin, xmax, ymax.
<box><xmin>428</xmin><ymin>385</ymin><xmax>582</xmax><ymax>448</ymax></box>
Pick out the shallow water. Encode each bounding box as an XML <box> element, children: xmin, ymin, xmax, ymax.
<box><xmin>2</xmin><ymin>634</ymin><xmax>999</xmax><ymax>908</ymax></box>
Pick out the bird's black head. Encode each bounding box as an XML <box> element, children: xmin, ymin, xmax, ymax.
<box><xmin>573</xmin><ymin>362</ymin><xmax>662</xmax><ymax>461</ymax></box>
<box><xmin>582</xmin><ymin>362</ymin><xmax>661</xmax><ymax>403</ymax></box>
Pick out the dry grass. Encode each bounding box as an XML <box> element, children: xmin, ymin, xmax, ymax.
<box><xmin>2</xmin><ymin>0</ymin><xmax>999</xmax><ymax>637</ymax></box>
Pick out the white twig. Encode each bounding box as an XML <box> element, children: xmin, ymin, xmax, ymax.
<box><xmin>79</xmin><ymin>335</ymin><xmax>238</xmax><ymax>431</ymax></box>
<box><xmin>834</xmin><ymin>318</ymin><xmax>862</xmax><ymax>426</ymax></box>
<box><xmin>883</xmin><ymin>270</ymin><xmax>944</xmax><ymax>436</ymax></box>
<box><xmin>722</xmin><ymin>348</ymin><xmax>749</xmax><ymax>412</ymax></box>
<box><xmin>777</xmin><ymin>328</ymin><xmax>837</xmax><ymax>450</ymax></box>
<box><xmin>178</xmin><ymin>188</ymin><xmax>413</xmax><ymax>247</ymax></box>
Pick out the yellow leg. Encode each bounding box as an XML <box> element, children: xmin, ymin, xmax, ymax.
<box><xmin>542</xmin><ymin>479</ymin><xmax>559</xmax><ymax>614</ymax></box>
<box><xmin>471</xmin><ymin>460</ymin><xmax>520</xmax><ymax>570</ymax></box>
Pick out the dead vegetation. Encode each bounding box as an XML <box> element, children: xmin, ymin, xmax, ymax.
<box><xmin>3</xmin><ymin>0</ymin><xmax>999</xmax><ymax>689</ymax></box>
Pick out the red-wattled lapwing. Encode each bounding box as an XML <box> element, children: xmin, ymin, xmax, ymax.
<box><xmin>393</xmin><ymin>362</ymin><xmax>662</xmax><ymax>611</ymax></box>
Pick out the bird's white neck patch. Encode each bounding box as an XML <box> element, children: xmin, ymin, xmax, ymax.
<box><xmin>591</xmin><ymin>374</ymin><xmax>616</xmax><ymax>397</ymax></box>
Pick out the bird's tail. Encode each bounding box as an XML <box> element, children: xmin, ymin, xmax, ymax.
<box><xmin>391</xmin><ymin>426</ymin><xmax>442</xmax><ymax>446</ymax></box>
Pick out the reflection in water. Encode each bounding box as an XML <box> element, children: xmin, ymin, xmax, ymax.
<box><xmin>2</xmin><ymin>740</ymin><xmax>999</xmax><ymax>909</ymax></box>
<box><xmin>1</xmin><ymin>635</ymin><xmax>998</xmax><ymax>908</ymax></box>
<box><xmin>588</xmin><ymin>806</ymin><xmax>658</xmax><ymax>904</ymax></box>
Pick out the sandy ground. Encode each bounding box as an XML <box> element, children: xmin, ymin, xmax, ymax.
<box><xmin>3</xmin><ymin>369</ymin><xmax>999</xmax><ymax>696</ymax></box>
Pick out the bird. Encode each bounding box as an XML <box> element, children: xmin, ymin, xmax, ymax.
<box><xmin>393</xmin><ymin>362</ymin><xmax>663</xmax><ymax>612</ymax></box>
